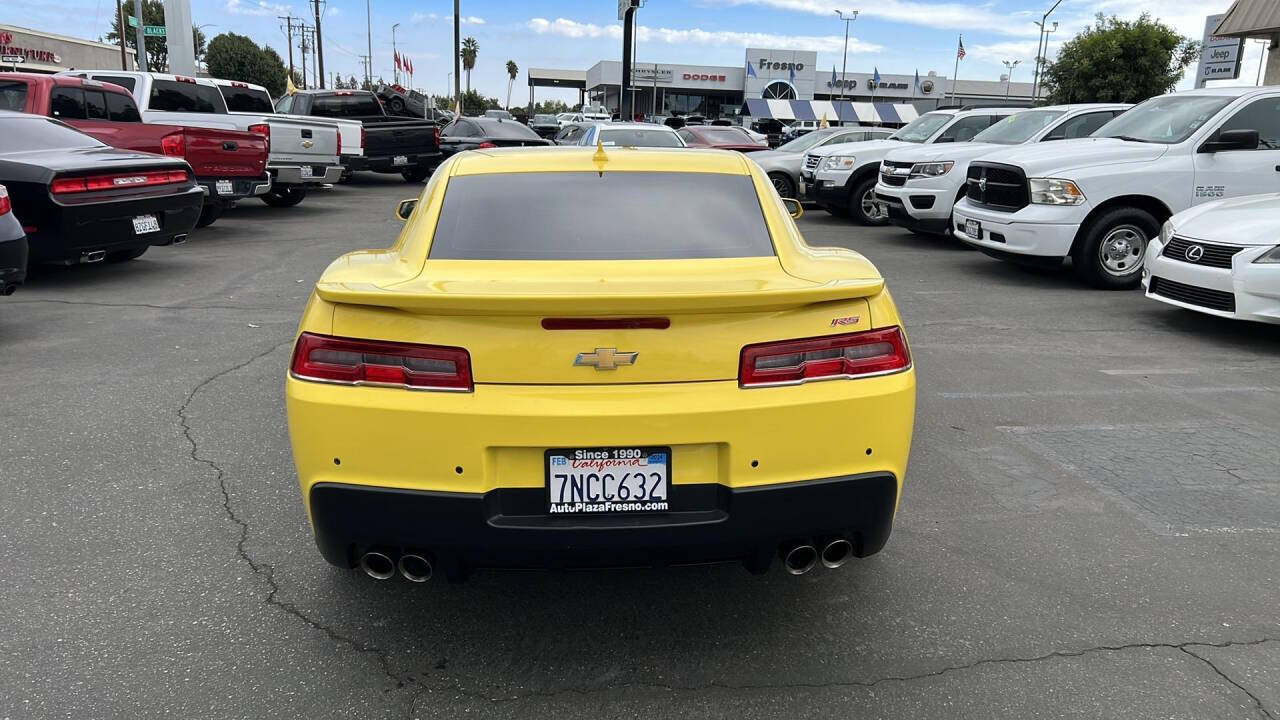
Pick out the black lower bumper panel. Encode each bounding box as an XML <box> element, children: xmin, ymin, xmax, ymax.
<box><xmin>309</xmin><ymin>472</ymin><xmax>899</xmax><ymax>581</ymax></box>
<box><xmin>878</xmin><ymin>193</ymin><xmax>951</xmax><ymax>234</ymax></box>
<box><xmin>342</xmin><ymin>152</ymin><xmax>440</xmax><ymax>174</ymax></box>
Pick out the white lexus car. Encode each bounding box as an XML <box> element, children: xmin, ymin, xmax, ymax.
<box><xmin>1142</xmin><ymin>193</ymin><xmax>1280</xmax><ymax>323</ymax></box>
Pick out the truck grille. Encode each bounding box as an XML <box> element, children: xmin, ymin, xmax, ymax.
<box><xmin>880</xmin><ymin>160</ymin><xmax>911</xmax><ymax>187</ymax></box>
<box><xmin>1149</xmin><ymin>277</ymin><xmax>1236</xmax><ymax>313</ymax></box>
<box><xmin>1161</xmin><ymin>236</ymin><xmax>1242</xmax><ymax>269</ymax></box>
<box><xmin>966</xmin><ymin>162</ymin><xmax>1029</xmax><ymax>212</ymax></box>
<box><xmin>803</xmin><ymin>154</ymin><xmax>821</xmax><ymax>173</ymax></box>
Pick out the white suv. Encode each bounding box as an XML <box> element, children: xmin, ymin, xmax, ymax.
<box><xmin>954</xmin><ymin>87</ymin><xmax>1280</xmax><ymax>289</ymax></box>
<box><xmin>804</xmin><ymin>107</ymin><xmax>1022</xmax><ymax>224</ymax></box>
<box><xmin>875</xmin><ymin>104</ymin><xmax>1129</xmax><ymax>236</ymax></box>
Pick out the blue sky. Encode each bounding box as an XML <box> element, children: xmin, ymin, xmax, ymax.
<box><xmin>9</xmin><ymin>0</ymin><xmax>1258</xmax><ymax>102</ymax></box>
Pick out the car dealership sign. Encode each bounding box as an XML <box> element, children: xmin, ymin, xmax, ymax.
<box><xmin>1194</xmin><ymin>14</ymin><xmax>1245</xmax><ymax>88</ymax></box>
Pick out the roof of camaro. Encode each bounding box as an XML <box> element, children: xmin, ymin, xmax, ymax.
<box><xmin>447</xmin><ymin>146</ymin><xmax>752</xmax><ymax>176</ymax></box>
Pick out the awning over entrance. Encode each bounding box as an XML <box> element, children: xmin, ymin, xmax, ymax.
<box><xmin>743</xmin><ymin>99</ymin><xmax>919</xmax><ymax>125</ymax></box>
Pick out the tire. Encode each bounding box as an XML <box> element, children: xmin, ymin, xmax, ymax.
<box><xmin>261</xmin><ymin>186</ymin><xmax>307</xmax><ymax>208</ymax></box>
<box><xmin>1071</xmin><ymin>206</ymin><xmax>1157</xmax><ymax>290</ymax></box>
<box><xmin>195</xmin><ymin>203</ymin><xmax>223</xmax><ymax>229</ymax></box>
<box><xmin>768</xmin><ymin>172</ymin><xmax>797</xmax><ymax>199</ymax></box>
<box><xmin>106</xmin><ymin>246</ymin><xmax>148</xmax><ymax>263</ymax></box>
<box><xmin>849</xmin><ymin>176</ymin><xmax>887</xmax><ymax>226</ymax></box>
<box><xmin>401</xmin><ymin>166</ymin><xmax>431</xmax><ymax>183</ymax></box>
<box><xmin>389</xmin><ymin>97</ymin><xmax>405</xmax><ymax>114</ymax></box>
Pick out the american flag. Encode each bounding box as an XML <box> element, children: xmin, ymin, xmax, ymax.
<box><xmin>957</xmin><ymin>37</ymin><xmax>966</xmax><ymax>60</ymax></box>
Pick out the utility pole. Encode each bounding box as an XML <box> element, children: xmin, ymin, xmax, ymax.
<box><xmin>117</xmin><ymin>0</ymin><xmax>129</xmax><ymax>69</ymax></box>
<box><xmin>313</xmin><ymin>0</ymin><xmax>326</xmax><ymax>88</ymax></box>
<box><xmin>358</xmin><ymin>55</ymin><xmax>371</xmax><ymax>89</ymax></box>
<box><xmin>365</xmin><ymin>0</ymin><xmax>373</xmax><ymax>87</ymax></box>
<box><xmin>453</xmin><ymin>0</ymin><xmax>460</xmax><ymax>112</ymax></box>
<box><xmin>392</xmin><ymin>22</ymin><xmax>400</xmax><ymax>84</ymax></box>
<box><xmin>835</xmin><ymin>10</ymin><xmax>858</xmax><ymax>103</ymax></box>
<box><xmin>279</xmin><ymin>15</ymin><xmax>298</xmax><ymax>84</ymax></box>
<box><xmin>132</xmin><ymin>0</ymin><xmax>147</xmax><ymax>71</ymax></box>
<box><xmin>299</xmin><ymin>26</ymin><xmax>310</xmax><ymax>89</ymax></box>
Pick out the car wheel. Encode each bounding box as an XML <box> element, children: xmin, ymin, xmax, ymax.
<box><xmin>768</xmin><ymin>172</ymin><xmax>796</xmax><ymax>199</ymax></box>
<box><xmin>195</xmin><ymin>203</ymin><xmax>223</xmax><ymax>229</ymax></box>
<box><xmin>1072</xmin><ymin>207</ymin><xmax>1156</xmax><ymax>290</ymax></box>
<box><xmin>261</xmin><ymin>187</ymin><xmax>307</xmax><ymax>208</ymax></box>
<box><xmin>106</xmin><ymin>246</ymin><xmax>148</xmax><ymax>262</ymax></box>
<box><xmin>850</xmin><ymin>177</ymin><xmax>887</xmax><ymax>225</ymax></box>
<box><xmin>401</xmin><ymin>167</ymin><xmax>431</xmax><ymax>183</ymax></box>
<box><xmin>389</xmin><ymin>97</ymin><xmax>405</xmax><ymax>114</ymax></box>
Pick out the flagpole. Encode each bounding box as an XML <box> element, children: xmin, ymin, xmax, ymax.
<box><xmin>950</xmin><ymin>35</ymin><xmax>962</xmax><ymax>104</ymax></box>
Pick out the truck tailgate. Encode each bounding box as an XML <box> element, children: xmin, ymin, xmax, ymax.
<box><xmin>266</xmin><ymin>117</ymin><xmax>339</xmax><ymax>164</ymax></box>
<box><xmin>363</xmin><ymin>121</ymin><xmax>438</xmax><ymax>158</ymax></box>
<box><xmin>184</xmin><ymin>128</ymin><xmax>269</xmax><ymax>177</ymax></box>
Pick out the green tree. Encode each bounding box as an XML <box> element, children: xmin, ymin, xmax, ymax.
<box><xmin>460</xmin><ymin>37</ymin><xmax>478</xmax><ymax>93</ymax></box>
<box><xmin>1041</xmin><ymin>13</ymin><xmax>1199</xmax><ymax>104</ymax></box>
<box><xmin>205</xmin><ymin>32</ymin><xmax>288</xmax><ymax>98</ymax></box>
<box><xmin>532</xmin><ymin>99</ymin><xmax>570</xmax><ymax>115</ymax></box>
<box><xmin>505</xmin><ymin>59</ymin><xmax>518</xmax><ymax>108</ymax></box>
<box><xmin>105</xmin><ymin>0</ymin><xmax>206</xmax><ymax>71</ymax></box>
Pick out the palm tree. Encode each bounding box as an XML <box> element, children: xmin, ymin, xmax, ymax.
<box><xmin>461</xmin><ymin>37</ymin><xmax>479</xmax><ymax>94</ymax></box>
<box><xmin>505</xmin><ymin>60</ymin><xmax>518</xmax><ymax>109</ymax></box>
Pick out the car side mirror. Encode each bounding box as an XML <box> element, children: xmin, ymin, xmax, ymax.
<box><xmin>1201</xmin><ymin>128</ymin><xmax>1259</xmax><ymax>153</ymax></box>
<box><xmin>396</xmin><ymin>198</ymin><xmax>417</xmax><ymax>220</ymax></box>
<box><xmin>781</xmin><ymin>197</ymin><xmax>804</xmax><ymax>219</ymax></box>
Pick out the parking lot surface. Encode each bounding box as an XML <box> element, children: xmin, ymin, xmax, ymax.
<box><xmin>2</xmin><ymin>175</ymin><xmax>1278</xmax><ymax>719</ymax></box>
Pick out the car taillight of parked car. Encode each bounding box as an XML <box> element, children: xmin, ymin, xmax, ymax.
<box><xmin>160</xmin><ymin>133</ymin><xmax>185</xmax><ymax>157</ymax></box>
<box><xmin>50</xmin><ymin>169</ymin><xmax>190</xmax><ymax>194</ymax></box>
<box><xmin>476</xmin><ymin>142</ymin><xmax>497</xmax><ymax>149</ymax></box>
<box><xmin>290</xmin><ymin>332</ymin><xmax>473</xmax><ymax>392</ymax></box>
<box><xmin>0</xmin><ymin>185</ymin><xmax>10</xmax><ymax>216</ymax></box>
<box><xmin>248</xmin><ymin>123</ymin><xmax>270</xmax><ymax>153</ymax></box>
<box><xmin>336</xmin><ymin>131</ymin><xmax>341</xmax><ymax>156</ymax></box>
<box><xmin>360</xmin><ymin>126</ymin><xmax>367</xmax><ymax>152</ymax></box>
<box><xmin>739</xmin><ymin>327</ymin><xmax>911</xmax><ymax>388</ymax></box>
<box><xmin>434</xmin><ymin>125</ymin><xmax>440</xmax><ymax>146</ymax></box>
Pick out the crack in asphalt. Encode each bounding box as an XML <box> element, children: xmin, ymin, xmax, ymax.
<box><xmin>410</xmin><ymin>637</ymin><xmax>1278</xmax><ymax>712</ymax></box>
<box><xmin>176</xmin><ymin>340</ymin><xmax>405</xmax><ymax>692</ymax></box>
<box><xmin>9</xmin><ymin>298</ymin><xmax>281</xmax><ymax>312</ymax></box>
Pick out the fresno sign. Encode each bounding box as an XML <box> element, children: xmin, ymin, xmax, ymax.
<box><xmin>757</xmin><ymin>58</ymin><xmax>804</xmax><ymax>72</ymax></box>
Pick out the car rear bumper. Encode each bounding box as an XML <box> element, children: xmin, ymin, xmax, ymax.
<box><xmin>28</xmin><ymin>185</ymin><xmax>203</xmax><ymax>264</ymax></box>
<box><xmin>196</xmin><ymin>174</ymin><xmax>272</xmax><ymax>206</ymax></box>
<box><xmin>342</xmin><ymin>152</ymin><xmax>441</xmax><ymax>173</ymax></box>
<box><xmin>269</xmin><ymin>163</ymin><xmax>344</xmax><ymax>186</ymax></box>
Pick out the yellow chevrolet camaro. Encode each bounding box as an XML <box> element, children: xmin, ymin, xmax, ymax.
<box><xmin>286</xmin><ymin>146</ymin><xmax>915</xmax><ymax>583</ymax></box>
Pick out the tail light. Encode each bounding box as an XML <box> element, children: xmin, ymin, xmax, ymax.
<box><xmin>0</xmin><ymin>185</ymin><xmax>10</xmax><ymax>216</ymax></box>
<box><xmin>434</xmin><ymin>125</ymin><xmax>440</xmax><ymax>145</ymax></box>
<box><xmin>248</xmin><ymin>123</ymin><xmax>270</xmax><ymax>153</ymax></box>
<box><xmin>360</xmin><ymin>125</ymin><xmax>366</xmax><ymax>151</ymax></box>
<box><xmin>336</xmin><ymin>131</ymin><xmax>342</xmax><ymax>156</ymax></box>
<box><xmin>50</xmin><ymin>169</ymin><xmax>190</xmax><ymax>194</ymax></box>
<box><xmin>160</xmin><ymin>132</ymin><xmax>185</xmax><ymax>157</ymax></box>
<box><xmin>739</xmin><ymin>327</ymin><xmax>911</xmax><ymax>388</ymax></box>
<box><xmin>290</xmin><ymin>332</ymin><xmax>472</xmax><ymax>392</ymax></box>
<box><xmin>476</xmin><ymin>141</ymin><xmax>497</xmax><ymax>149</ymax></box>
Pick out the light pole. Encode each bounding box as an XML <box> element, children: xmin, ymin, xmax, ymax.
<box><xmin>835</xmin><ymin>10</ymin><xmax>858</xmax><ymax>104</ymax></box>
<box><xmin>365</xmin><ymin>0</ymin><xmax>373</xmax><ymax>86</ymax></box>
<box><xmin>1003</xmin><ymin>60</ymin><xmax>1021</xmax><ymax>98</ymax></box>
<box><xmin>392</xmin><ymin>22</ymin><xmax>400</xmax><ymax>84</ymax></box>
<box><xmin>1031</xmin><ymin>0</ymin><xmax>1064</xmax><ymax>99</ymax></box>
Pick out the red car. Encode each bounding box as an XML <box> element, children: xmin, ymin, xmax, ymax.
<box><xmin>0</xmin><ymin>73</ymin><xmax>270</xmax><ymax>228</ymax></box>
<box><xmin>676</xmin><ymin>125</ymin><xmax>768</xmax><ymax>152</ymax></box>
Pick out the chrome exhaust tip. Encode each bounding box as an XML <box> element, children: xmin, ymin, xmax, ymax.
<box><xmin>819</xmin><ymin>537</ymin><xmax>854</xmax><ymax>569</ymax></box>
<box><xmin>398</xmin><ymin>553</ymin><xmax>434</xmax><ymax>583</ymax></box>
<box><xmin>171</xmin><ymin>234</ymin><xmax>188</xmax><ymax>246</ymax></box>
<box><xmin>358</xmin><ymin>550</ymin><xmax>396</xmax><ymax>580</ymax></box>
<box><xmin>779</xmin><ymin>542</ymin><xmax>818</xmax><ymax>576</ymax></box>
<box><xmin>81</xmin><ymin>250</ymin><xmax>106</xmax><ymax>263</ymax></box>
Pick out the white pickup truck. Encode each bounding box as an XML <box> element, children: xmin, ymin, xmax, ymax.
<box><xmin>874</xmin><ymin>104</ymin><xmax>1129</xmax><ymax>236</ymax></box>
<box><xmin>64</xmin><ymin>71</ymin><xmax>341</xmax><ymax>208</ymax></box>
<box><xmin>953</xmin><ymin>86</ymin><xmax>1280</xmax><ymax>289</ymax></box>
<box><xmin>804</xmin><ymin>107</ymin><xmax>1021</xmax><ymax>224</ymax></box>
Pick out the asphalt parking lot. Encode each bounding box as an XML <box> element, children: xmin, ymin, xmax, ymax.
<box><xmin>2</xmin><ymin>173</ymin><xmax>1278</xmax><ymax>719</ymax></box>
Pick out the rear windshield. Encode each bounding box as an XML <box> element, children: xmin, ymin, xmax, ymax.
<box><xmin>475</xmin><ymin>120</ymin><xmax>541</xmax><ymax>140</ymax></box>
<box><xmin>598</xmin><ymin>128</ymin><xmax>682</xmax><ymax>147</ymax></box>
<box><xmin>533</xmin><ymin>114</ymin><xmax>557</xmax><ymax>123</ymax></box>
<box><xmin>220</xmin><ymin>86</ymin><xmax>274</xmax><ymax>113</ymax></box>
<box><xmin>0</xmin><ymin>117</ymin><xmax>103</xmax><ymax>153</ymax></box>
<box><xmin>429</xmin><ymin>172</ymin><xmax>774</xmax><ymax>260</ymax></box>
<box><xmin>310</xmin><ymin>94</ymin><xmax>383</xmax><ymax>117</ymax></box>
<box><xmin>0</xmin><ymin>80</ymin><xmax>29</xmax><ymax>112</ymax></box>
<box><xmin>149</xmin><ymin>80</ymin><xmax>225</xmax><ymax>113</ymax></box>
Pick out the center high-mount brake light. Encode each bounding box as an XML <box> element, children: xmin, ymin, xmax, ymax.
<box><xmin>290</xmin><ymin>332</ymin><xmax>473</xmax><ymax>392</ymax></box>
<box><xmin>476</xmin><ymin>141</ymin><xmax>497</xmax><ymax>149</ymax></box>
<box><xmin>739</xmin><ymin>327</ymin><xmax>911</xmax><ymax>388</ymax></box>
<box><xmin>50</xmin><ymin>169</ymin><xmax>190</xmax><ymax>194</ymax></box>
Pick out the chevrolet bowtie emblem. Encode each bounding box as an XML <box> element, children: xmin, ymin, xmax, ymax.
<box><xmin>574</xmin><ymin>348</ymin><xmax>638</xmax><ymax>371</ymax></box>
<box><xmin>301</xmin><ymin>140</ymin><xmax>314</xmax><ymax>148</ymax></box>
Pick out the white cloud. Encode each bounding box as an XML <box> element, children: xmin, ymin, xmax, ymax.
<box><xmin>410</xmin><ymin>13</ymin><xmax>485</xmax><ymax>25</ymax></box>
<box><xmin>700</xmin><ymin>0</ymin><xmax>1038</xmax><ymax>37</ymax></box>
<box><xmin>225</xmin><ymin>0</ymin><xmax>291</xmax><ymax>17</ymax></box>
<box><xmin>526</xmin><ymin>17</ymin><xmax>882</xmax><ymax>53</ymax></box>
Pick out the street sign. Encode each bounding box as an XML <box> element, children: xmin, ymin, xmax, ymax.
<box><xmin>144</xmin><ymin>25</ymin><xmax>167</xmax><ymax>37</ymax></box>
<box><xmin>1</xmin><ymin>55</ymin><xmax>24</xmax><ymax>65</ymax></box>
<box><xmin>1194</xmin><ymin>14</ymin><xmax>1245</xmax><ymax>88</ymax></box>
<box><xmin>127</xmin><ymin>15</ymin><xmax>139</xmax><ymax>27</ymax></box>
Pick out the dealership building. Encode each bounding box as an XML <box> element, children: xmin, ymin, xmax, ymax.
<box><xmin>530</xmin><ymin>48</ymin><xmax>1035</xmax><ymax>124</ymax></box>
<box><xmin>0</xmin><ymin>24</ymin><xmax>137</xmax><ymax>74</ymax></box>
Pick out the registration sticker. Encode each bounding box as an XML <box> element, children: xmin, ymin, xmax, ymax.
<box><xmin>546</xmin><ymin>447</ymin><xmax>670</xmax><ymax>514</ymax></box>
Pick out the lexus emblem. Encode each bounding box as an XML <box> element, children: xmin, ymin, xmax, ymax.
<box><xmin>1185</xmin><ymin>244</ymin><xmax>1205</xmax><ymax>262</ymax></box>
<box><xmin>574</xmin><ymin>348</ymin><xmax>638</xmax><ymax>371</ymax></box>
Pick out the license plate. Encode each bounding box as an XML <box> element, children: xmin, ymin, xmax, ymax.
<box><xmin>393</xmin><ymin>155</ymin><xmax>409</xmax><ymax>166</ymax></box>
<box><xmin>300</xmin><ymin>165</ymin><xmax>314</xmax><ymax>179</ymax></box>
<box><xmin>965</xmin><ymin>219</ymin><xmax>982</xmax><ymax>239</ymax></box>
<box><xmin>132</xmin><ymin>214</ymin><xmax>160</xmax><ymax>234</ymax></box>
<box><xmin>546</xmin><ymin>447</ymin><xmax>671</xmax><ymax>514</ymax></box>
<box><xmin>215</xmin><ymin>179</ymin><xmax>234</xmax><ymax>195</ymax></box>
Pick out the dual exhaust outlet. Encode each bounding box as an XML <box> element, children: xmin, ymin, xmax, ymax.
<box><xmin>359</xmin><ymin>549</ymin><xmax>434</xmax><ymax>583</ymax></box>
<box><xmin>780</xmin><ymin>537</ymin><xmax>853</xmax><ymax>575</ymax></box>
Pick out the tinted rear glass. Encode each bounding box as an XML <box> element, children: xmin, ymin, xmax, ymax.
<box><xmin>0</xmin><ymin>81</ymin><xmax>29</xmax><ymax>112</ymax></box>
<box><xmin>94</xmin><ymin>75</ymin><xmax>137</xmax><ymax>92</ymax></box>
<box><xmin>106</xmin><ymin>92</ymin><xmax>141</xmax><ymax>122</ymax></box>
<box><xmin>220</xmin><ymin>86</ymin><xmax>274</xmax><ymax>113</ymax></box>
<box><xmin>0</xmin><ymin>117</ymin><xmax>103</xmax><ymax>153</ymax></box>
<box><xmin>310</xmin><ymin>94</ymin><xmax>383</xmax><ymax>117</ymax></box>
<box><xmin>149</xmin><ymin>80</ymin><xmax>225</xmax><ymax>113</ymax></box>
<box><xmin>430</xmin><ymin>172</ymin><xmax>774</xmax><ymax>260</ymax></box>
<box><xmin>474</xmin><ymin>120</ymin><xmax>540</xmax><ymax>139</ymax></box>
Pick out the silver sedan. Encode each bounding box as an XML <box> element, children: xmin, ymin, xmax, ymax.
<box><xmin>751</xmin><ymin>126</ymin><xmax>893</xmax><ymax>199</ymax></box>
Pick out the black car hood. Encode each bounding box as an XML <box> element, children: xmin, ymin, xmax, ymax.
<box><xmin>2</xmin><ymin>146</ymin><xmax>187</xmax><ymax>177</ymax></box>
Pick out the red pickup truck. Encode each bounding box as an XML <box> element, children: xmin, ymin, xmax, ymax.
<box><xmin>0</xmin><ymin>73</ymin><xmax>270</xmax><ymax>228</ymax></box>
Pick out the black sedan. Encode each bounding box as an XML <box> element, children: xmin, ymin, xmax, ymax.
<box><xmin>438</xmin><ymin>116</ymin><xmax>552</xmax><ymax>160</ymax></box>
<box><xmin>0</xmin><ymin>183</ymin><xmax>26</xmax><ymax>295</ymax></box>
<box><xmin>0</xmin><ymin>112</ymin><xmax>202</xmax><ymax>265</ymax></box>
<box><xmin>528</xmin><ymin>114</ymin><xmax>561</xmax><ymax>139</ymax></box>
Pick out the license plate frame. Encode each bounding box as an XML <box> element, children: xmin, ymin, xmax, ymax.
<box><xmin>299</xmin><ymin>165</ymin><xmax>314</xmax><ymax>179</ymax></box>
<box><xmin>964</xmin><ymin>218</ymin><xmax>982</xmax><ymax>239</ymax></box>
<box><xmin>393</xmin><ymin>155</ymin><xmax>409</xmax><ymax>166</ymax></box>
<box><xmin>132</xmin><ymin>214</ymin><xmax>160</xmax><ymax>235</ymax></box>
<box><xmin>545</xmin><ymin>446</ymin><xmax>671</xmax><ymax>515</ymax></box>
<box><xmin>215</xmin><ymin>179</ymin><xmax>234</xmax><ymax>195</ymax></box>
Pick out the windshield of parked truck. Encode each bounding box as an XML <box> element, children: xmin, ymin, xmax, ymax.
<box><xmin>1094</xmin><ymin>95</ymin><xmax>1234</xmax><ymax>144</ymax></box>
<box><xmin>220</xmin><ymin>86</ymin><xmax>274</xmax><ymax>113</ymax></box>
<box><xmin>973</xmin><ymin>110</ymin><xmax>1066</xmax><ymax>144</ymax></box>
<box><xmin>890</xmin><ymin>113</ymin><xmax>952</xmax><ymax>143</ymax></box>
